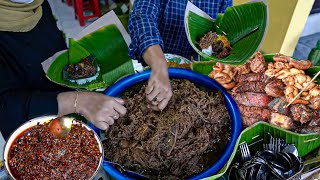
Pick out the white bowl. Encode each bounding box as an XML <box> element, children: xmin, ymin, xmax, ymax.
<box><xmin>3</xmin><ymin>115</ymin><xmax>104</xmax><ymax>180</ymax></box>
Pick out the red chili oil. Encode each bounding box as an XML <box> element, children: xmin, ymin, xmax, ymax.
<box><xmin>7</xmin><ymin>121</ymin><xmax>101</xmax><ymax>180</ymax></box>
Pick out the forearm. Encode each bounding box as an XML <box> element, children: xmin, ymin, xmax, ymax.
<box><xmin>142</xmin><ymin>45</ymin><xmax>167</xmax><ymax>70</ymax></box>
<box><xmin>57</xmin><ymin>91</ymin><xmax>77</xmax><ymax>117</ymax></box>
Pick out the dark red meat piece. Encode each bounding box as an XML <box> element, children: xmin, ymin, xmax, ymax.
<box><xmin>265</xmin><ymin>80</ymin><xmax>285</xmax><ymax>97</ymax></box>
<box><xmin>290</xmin><ymin>105</ymin><xmax>313</xmax><ymax>124</ymax></box>
<box><xmin>233</xmin><ymin>92</ymin><xmax>271</xmax><ymax>108</ymax></box>
<box><xmin>234</xmin><ymin>73</ymin><xmax>263</xmax><ymax>83</ymax></box>
<box><xmin>232</xmin><ymin>82</ymin><xmax>265</xmax><ymax>93</ymax></box>
<box><xmin>238</xmin><ymin>105</ymin><xmax>271</xmax><ymax>121</ymax></box>
<box><xmin>268</xmin><ymin>98</ymin><xmax>290</xmax><ymax>115</ymax></box>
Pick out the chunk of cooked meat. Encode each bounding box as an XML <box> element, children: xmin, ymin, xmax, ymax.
<box><xmin>232</xmin><ymin>82</ymin><xmax>265</xmax><ymax>93</ymax></box>
<box><xmin>232</xmin><ymin>92</ymin><xmax>271</xmax><ymax>108</ymax></box>
<box><xmin>290</xmin><ymin>105</ymin><xmax>313</xmax><ymax>124</ymax></box>
<box><xmin>309</xmin><ymin>111</ymin><xmax>320</xmax><ymax>127</ymax></box>
<box><xmin>242</xmin><ymin>116</ymin><xmax>260</xmax><ymax>127</ymax></box>
<box><xmin>299</xmin><ymin>125</ymin><xmax>320</xmax><ymax>134</ymax></box>
<box><xmin>233</xmin><ymin>62</ymin><xmax>251</xmax><ymax>76</ymax></box>
<box><xmin>309</xmin><ymin>118</ymin><xmax>320</xmax><ymax>127</ymax></box>
<box><xmin>270</xmin><ymin>113</ymin><xmax>294</xmax><ymax>130</ymax></box>
<box><xmin>268</xmin><ymin>98</ymin><xmax>290</xmax><ymax>115</ymax></box>
<box><xmin>310</xmin><ymin>96</ymin><xmax>320</xmax><ymax>110</ymax></box>
<box><xmin>238</xmin><ymin>105</ymin><xmax>271</xmax><ymax>121</ymax></box>
<box><xmin>288</xmin><ymin>59</ymin><xmax>312</xmax><ymax>70</ymax></box>
<box><xmin>234</xmin><ymin>73</ymin><xmax>263</xmax><ymax>83</ymax></box>
<box><xmin>249</xmin><ymin>52</ymin><xmax>267</xmax><ymax>74</ymax></box>
<box><xmin>265</xmin><ymin>80</ymin><xmax>285</xmax><ymax>97</ymax></box>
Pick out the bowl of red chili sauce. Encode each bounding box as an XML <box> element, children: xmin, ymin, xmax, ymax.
<box><xmin>3</xmin><ymin>115</ymin><xmax>103</xmax><ymax>179</ymax></box>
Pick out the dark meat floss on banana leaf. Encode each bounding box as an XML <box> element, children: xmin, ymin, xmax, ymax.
<box><xmin>63</xmin><ymin>55</ymin><xmax>100</xmax><ymax>85</ymax></box>
<box><xmin>198</xmin><ymin>31</ymin><xmax>232</xmax><ymax>58</ymax></box>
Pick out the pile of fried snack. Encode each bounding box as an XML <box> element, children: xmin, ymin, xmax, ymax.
<box><xmin>209</xmin><ymin>52</ymin><xmax>320</xmax><ymax>133</ymax></box>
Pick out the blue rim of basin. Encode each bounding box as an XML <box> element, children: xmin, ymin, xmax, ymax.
<box><xmin>88</xmin><ymin>68</ymin><xmax>242</xmax><ymax>180</ymax></box>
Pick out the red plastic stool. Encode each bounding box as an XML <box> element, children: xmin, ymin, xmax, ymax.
<box><xmin>67</xmin><ymin>0</ymin><xmax>72</xmax><ymax>6</ymax></box>
<box><xmin>74</xmin><ymin>0</ymin><xmax>102</xmax><ymax>26</ymax></box>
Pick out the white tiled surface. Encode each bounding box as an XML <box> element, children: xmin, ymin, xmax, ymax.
<box><xmin>0</xmin><ymin>132</ymin><xmax>4</xmax><ymax>163</ymax></box>
<box><xmin>48</xmin><ymin>0</ymin><xmax>95</xmax><ymax>44</ymax></box>
<box><xmin>0</xmin><ymin>132</ymin><xmax>6</xmax><ymax>179</ymax></box>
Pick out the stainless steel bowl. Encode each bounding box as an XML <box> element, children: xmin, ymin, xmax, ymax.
<box><xmin>3</xmin><ymin>115</ymin><xmax>104</xmax><ymax>180</ymax></box>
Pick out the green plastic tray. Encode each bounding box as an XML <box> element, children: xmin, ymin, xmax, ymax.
<box><xmin>204</xmin><ymin>122</ymin><xmax>320</xmax><ymax>179</ymax></box>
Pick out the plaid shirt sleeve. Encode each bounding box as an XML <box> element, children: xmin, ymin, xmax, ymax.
<box><xmin>219</xmin><ymin>0</ymin><xmax>233</xmax><ymax>13</ymax></box>
<box><xmin>128</xmin><ymin>0</ymin><xmax>164</xmax><ymax>61</ymax></box>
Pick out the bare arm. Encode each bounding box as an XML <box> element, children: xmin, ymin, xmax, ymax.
<box><xmin>57</xmin><ymin>91</ymin><xmax>127</xmax><ymax>130</ymax></box>
<box><xmin>143</xmin><ymin>45</ymin><xmax>167</xmax><ymax>71</ymax></box>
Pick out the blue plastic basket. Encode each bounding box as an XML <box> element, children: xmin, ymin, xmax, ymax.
<box><xmin>89</xmin><ymin>68</ymin><xmax>242</xmax><ymax>180</ymax></box>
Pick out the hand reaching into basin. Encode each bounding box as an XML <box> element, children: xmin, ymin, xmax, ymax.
<box><xmin>57</xmin><ymin>92</ymin><xmax>127</xmax><ymax>130</ymax></box>
<box><xmin>143</xmin><ymin>45</ymin><xmax>172</xmax><ymax>111</ymax></box>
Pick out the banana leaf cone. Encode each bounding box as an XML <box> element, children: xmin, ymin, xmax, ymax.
<box><xmin>46</xmin><ymin>24</ymin><xmax>135</xmax><ymax>91</ymax></box>
<box><xmin>185</xmin><ymin>1</ymin><xmax>268</xmax><ymax>65</ymax></box>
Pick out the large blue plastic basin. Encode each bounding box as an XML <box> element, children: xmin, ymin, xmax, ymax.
<box><xmin>91</xmin><ymin>68</ymin><xmax>242</xmax><ymax>180</ymax></box>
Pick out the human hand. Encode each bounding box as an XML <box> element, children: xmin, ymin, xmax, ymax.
<box><xmin>57</xmin><ymin>92</ymin><xmax>127</xmax><ymax>130</ymax></box>
<box><xmin>142</xmin><ymin>45</ymin><xmax>172</xmax><ymax>111</ymax></box>
<box><xmin>146</xmin><ymin>67</ymin><xmax>172</xmax><ymax>111</ymax></box>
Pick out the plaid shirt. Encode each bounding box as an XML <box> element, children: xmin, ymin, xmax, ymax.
<box><xmin>128</xmin><ymin>0</ymin><xmax>232</xmax><ymax>62</ymax></box>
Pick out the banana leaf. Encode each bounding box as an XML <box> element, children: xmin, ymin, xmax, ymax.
<box><xmin>308</xmin><ymin>40</ymin><xmax>320</xmax><ymax>66</ymax></box>
<box><xmin>68</xmin><ymin>38</ymin><xmax>91</xmax><ymax>60</ymax></box>
<box><xmin>185</xmin><ymin>1</ymin><xmax>268</xmax><ymax>65</ymax></box>
<box><xmin>203</xmin><ymin>122</ymin><xmax>320</xmax><ymax>180</ymax></box>
<box><xmin>46</xmin><ymin>24</ymin><xmax>135</xmax><ymax>91</ymax></box>
<box><xmin>306</xmin><ymin>66</ymin><xmax>320</xmax><ymax>84</ymax></box>
<box><xmin>192</xmin><ymin>61</ymin><xmax>217</xmax><ymax>75</ymax></box>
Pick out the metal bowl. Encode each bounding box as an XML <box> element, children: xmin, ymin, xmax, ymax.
<box><xmin>3</xmin><ymin>115</ymin><xmax>104</xmax><ymax>180</ymax></box>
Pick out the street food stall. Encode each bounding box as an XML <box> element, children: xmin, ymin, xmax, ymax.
<box><xmin>1</xmin><ymin>0</ymin><xmax>319</xmax><ymax>180</ymax></box>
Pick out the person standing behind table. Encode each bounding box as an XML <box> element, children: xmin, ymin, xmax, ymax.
<box><xmin>0</xmin><ymin>0</ymin><xmax>127</xmax><ymax>139</ymax></box>
<box><xmin>128</xmin><ymin>0</ymin><xmax>232</xmax><ymax>111</ymax></box>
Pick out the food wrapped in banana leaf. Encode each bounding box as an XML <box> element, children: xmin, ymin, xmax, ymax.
<box><xmin>63</xmin><ymin>55</ymin><xmax>100</xmax><ymax>85</ymax></box>
<box><xmin>198</xmin><ymin>31</ymin><xmax>232</xmax><ymax>58</ymax></box>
